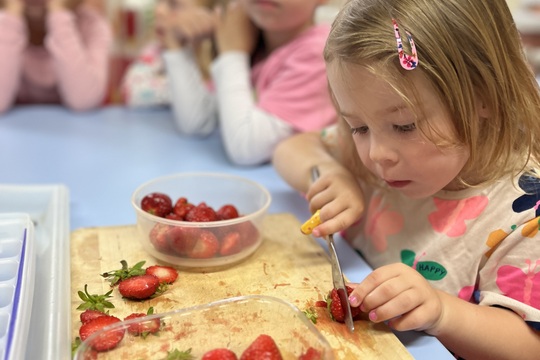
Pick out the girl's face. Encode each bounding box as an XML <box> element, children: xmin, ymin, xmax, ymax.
<box><xmin>327</xmin><ymin>61</ymin><xmax>470</xmax><ymax>199</ymax></box>
<box><xmin>238</xmin><ymin>0</ymin><xmax>325</xmax><ymax>34</ymax></box>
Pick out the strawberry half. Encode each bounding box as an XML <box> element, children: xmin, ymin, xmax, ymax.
<box><xmin>187</xmin><ymin>230</ymin><xmax>219</xmax><ymax>259</ymax></box>
<box><xmin>79</xmin><ymin>315</ymin><xmax>125</xmax><ymax>352</ymax></box>
<box><xmin>118</xmin><ymin>274</ymin><xmax>160</xmax><ymax>300</ymax></box>
<box><xmin>240</xmin><ymin>334</ymin><xmax>283</xmax><ymax>360</ymax></box>
<box><xmin>145</xmin><ymin>265</ymin><xmax>178</xmax><ymax>284</ymax></box>
<box><xmin>219</xmin><ymin>231</ymin><xmax>242</xmax><ymax>256</ymax></box>
<box><xmin>298</xmin><ymin>347</ymin><xmax>322</xmax><ymax>360</ymax></box>
<box><xmin>124</xmin><ymin>312</ymin><xmax>161</xmax><ymax>337</ymax></box>
<box><xmin>80</xmin><ymin>309</ymin><xmax>107</xmax><ymax>324</ymax></box>
<box><xmin>202</xmin><ymin>348</ymin><xmax>238</xmax><ymax>360</ymax></box>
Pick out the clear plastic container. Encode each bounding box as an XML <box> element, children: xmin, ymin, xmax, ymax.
<box><xmin>0</xmin><ymin>213</ymin><xmax>36</xmax><ymax>360</ymax></box>
<box><xmin>74</xmin><ymin>295</ymin><xmax>334</xmax><ymax>359</ymax></box>
<box><xmin>131</xmin><ymin>173</ymin><xmax>272</xmax><ymax>269</ymax></box>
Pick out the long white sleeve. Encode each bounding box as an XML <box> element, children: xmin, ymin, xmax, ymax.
<box><xmin>211</xmin><ymin>52</ymin><xmax>294</xmax><ymax>166</ymax></box>
<box><xmin>162</xmin><ymin>48</ymin><xmax>217</xmax><ymax>136</ymax></box>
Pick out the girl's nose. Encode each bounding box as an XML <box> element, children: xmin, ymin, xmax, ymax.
<box><xmin>368</xmin><ymin>135</ymin><xmax>398</xmax><ymax>165</ymax></box>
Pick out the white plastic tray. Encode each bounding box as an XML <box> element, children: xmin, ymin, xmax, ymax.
<box><xmin>0</xmin><ymin>213</ymin><xmax>35</xmax><ymax>360</ymax></box>
<box><xmin>0</xmin><ymin>185</ymin><xmax>70</xmax><ymax>360</ymax></box>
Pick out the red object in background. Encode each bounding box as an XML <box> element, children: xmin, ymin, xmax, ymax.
<box><xmin>103</xmin><ymin>56</ymin><xmax>133</xmax><ymax>105</ymax></box>
<box><xmin>123</xmin><ymin>10</ymin><xmax>137</xmax><ymax>39</ymax></box>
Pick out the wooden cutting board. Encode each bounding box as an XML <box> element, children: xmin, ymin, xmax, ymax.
<box><xmin>70</xmin><ymin>213</ymin><xmax>412</xmax><ymax>359</ymax></box>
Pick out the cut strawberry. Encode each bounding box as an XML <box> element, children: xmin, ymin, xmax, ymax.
<box><xmin>216</xmin><ymin>204</ymin><xmax>239</xmax><ymax>220</ymax></box>
<box><xmin>219</xmin><ymin>231</ymin><xmax>242</xmax><ymax>256</ymax></box>
<box><xmin>124</xmin><ymin>307</ymin><xmax>161</xmax><ymax>337</ymax></box>
<box><xmin>298</xmin><ymin>347</ymin><xmax>322</xmax><ymax>360</ymax></box>
<box><xmin>79</xmin><ymin>315</ymin><xmax>125</xmax><ymax>352</ymax></box>
<box><xmin>187</xmin><ymin>230</ymin><xmax>219</xmax><ymax>259</ymax></box>
<box><xmin>328</xmin><ymin>286</ymin><xmax>360</xmax><ymax>323</ymax></box>
<box><xmin>101</xmin><ymin>260</ymin><xmax>147</xmax><ymax>286</ymax></box>
<box><xmin>168</xmin><ymin>226</ymin><xmax>199</xmax><ymax>256</ymax></box>
<box><xmin>145</xmin><ymin>265</ymin><xmax>178</xmax><ymax>284</ymax></box>
<box><xmin>202</xmin><ymin>348</ymin><xmax>238</xmax><ymax>360</ymax></box>
<box><xmin>118</xmin><ymin>274</ymin><xmax>160</xmax><ymax>300</ymax></box>
<box><xmin>141</xmin><ymin>192</ymin><xmax>173</xmax><ymax>218</ymax></box>
<box><xmin>80</xmin><ymin>309</ymin><xmax>107</xmax><ymax>324</ymax></box>
<box><xmin>149</xmin><ymin>223</ymin><xmax>173</xmax><ymax>253</ymax></box>
<box><xmin>240</xmin><ymin>334</ymin><xmax>283</xmax><ymax>360</ymax></box>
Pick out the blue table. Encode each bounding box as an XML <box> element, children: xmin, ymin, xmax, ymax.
<box><xmin>0</xmin><ymin>105</ymin><xmax>453</xmax><ymax>359</ymax></box>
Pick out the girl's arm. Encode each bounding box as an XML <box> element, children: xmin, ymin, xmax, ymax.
<box><xmin>0</xmin><ymin>3</ymin><xmax>26</xmax><ymax>113</ymax></box>
<box><xmin>272</xmin><ymin>127</ymin><xmax>365</xmax><ymax>236</ymax></box>
<box><xmin>211</xmin><ymin>52</ymin><xmax>295</xmax><ymax>165</ymax></box>
<box><xmin>435</xmin><ymin>291</ymin><xmax>540</xmax><ymax>360</ymax></box>
<box><xmin>162</xmin><ymin>48</ymin><xmax>217</xmax><ymax>135</ymax></box>
<box><xmin>45</xmin><ymin>4</ymin><xmax>112</xmax><ymax>111</ymax></box>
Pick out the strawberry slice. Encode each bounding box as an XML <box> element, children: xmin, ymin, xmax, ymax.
<box><xmin>240</xmin><ymin>334</ymin><xmax>283</xmax><ymax>360</ymax></box>
<box><xmin>219</xmin><ymin>231</ymin><xmax>242</xmax><ymax>256</ymax></box>
<box><xmin>124</xmin><ymin>307</ymin><xmax>161</xmax><ymax>337</ymax></box>
<box><xmin>79</xmin><ymin>315</ymin><xmax>125</xmax><ymax>352</ymax></box>
<box><xmin>202</xmin><ymin>348</ymin><xmax>238</xmax><ymax>360</ymax></box>
<box><xmin>80</xmin><ymin>309</ymin><xmax>107</xmax><ymax>324</ymax></box>
<box><xmin>298</xmin><ymin>347</ymin><xmax>322</xmax><ymax>360</ymax></box>
<box><xmin>118</xmin><ymin>274</ymin><xmax>160</xmax><ymax>300</ymax></box>
<box><xmin>145</xmin><ymin>265</ymin><xmax>178</xmax><ymax>284</ymax></box>
<box><xmin>187</xmin><ymin>230</ymin><xmax>219</xmax><ymax>259</ymax></box>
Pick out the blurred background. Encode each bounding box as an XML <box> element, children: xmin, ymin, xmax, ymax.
<box><xmin>103</xmin><ymin>0</ymin><xmax>540</xmax><ymax>104</ymax></box>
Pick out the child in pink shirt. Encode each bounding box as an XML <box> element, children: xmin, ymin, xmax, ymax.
<box><xmin>0</xmin><ymin>0</ymin><xmax>112</xmax><ymax>113</ymax></box>
<box><xmin>158</xmin><ymin>0</ymin><xmax>337</xmax><ymax>165</ymax></box>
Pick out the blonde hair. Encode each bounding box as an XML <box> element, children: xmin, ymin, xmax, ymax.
<box><xmin>325</xmin><ymin>0</ymin><xmax>540</xmax><ymax>187</ymax></box>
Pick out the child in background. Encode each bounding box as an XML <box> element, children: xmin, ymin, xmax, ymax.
<box><xmin>273</xmin><ymin>0</ymin><xmax>540</xmax><ymax>358</ymax></box>
<box><xmin>120</xmin><ymin>0</ymin><xmax>216</xmax><ymax>108</ymax></box>
<box><xmin>0</xmin><ymin>0</ymin><xmax>112</xmax><ymax>113</ymax></box>
<box><xmin>161</xmin><ymin>0</ymin><xmax>336</xmax><ymax>166</ymax></box>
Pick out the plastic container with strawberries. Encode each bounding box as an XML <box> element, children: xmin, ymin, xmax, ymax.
<box><xmin>131</xmin><ymin>173</ymin><xmax>271</xmax><ymax>269</ymax></box>
<box><xmin>73</xmin><ymin>295</ymin><xmax>334</xmax><ymax>359</ymax></box>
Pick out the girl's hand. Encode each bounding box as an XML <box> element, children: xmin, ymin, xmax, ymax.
<box><xmin>349</xmin><ymin>263</ymin><xmax>445</xmax><ymax>333</ymax></box>
<box><xmin>157</xmin><ymin>0</ymin><xmax>215</xmax><ymax>49</ymax></box>
<box><xmin>214</xmin><ymin>0</ymin><xmax>258</xmax><ymax>55</ymax></box>
<box><xmin>306</xmin><ymin>167</ymin><xmax>365</xmax><ymax>237</ymax></box>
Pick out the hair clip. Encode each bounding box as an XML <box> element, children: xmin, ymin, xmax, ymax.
<box><xmin>392</xmin><ymin>19</ymin><xmax>418</xmax><ymax>70</ymax></box>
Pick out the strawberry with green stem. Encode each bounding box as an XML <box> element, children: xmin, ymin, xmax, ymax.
<box><xmin>77</xmin><ymin>284</ymin><xmax>114</xmax><ymax>313</ymax></box>
<box><xmin>101</xmin><ymin>260</ymin><xmax>147</xmax><ymax>286</ymax></box>
<box><xmin>165</xmin><ymin>348</ymin><xmax>194</xmax><ymax>360</ymax></box>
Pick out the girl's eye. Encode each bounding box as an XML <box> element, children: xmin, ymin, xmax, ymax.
<box><xmin>393</xmin><ymin>123</ymin><xmax>416</xmax><ymax>133</ymax></box>
<box><xmin>351</xmin><ymin>126</ymin><xmax>369</xmax><ymax>135</ymax></box>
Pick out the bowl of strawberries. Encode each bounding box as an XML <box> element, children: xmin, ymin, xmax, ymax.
<box><xmin>131</xmin><ymin>173</ymin><xmax>271</xmax><ymax>268</ymax></box>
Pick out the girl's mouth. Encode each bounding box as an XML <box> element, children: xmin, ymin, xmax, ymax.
<box><xmin>385</xmin><ymin>180</ymin><xmax>411</xmax><ymax>188</ymax></box>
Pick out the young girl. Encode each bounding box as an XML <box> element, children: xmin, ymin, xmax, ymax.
<box><xmin>0</xmin><ymin>0</ymin><xmax>112</xmax><ymax>113</ymax></box>
<box><xmin>160</xmin><ymin>0</ymin><xmax>336</xmax><ymax>165</ymax></box>
<box><xmin>273</xmin><ymin>0</ymin><xmax>540</xmax><ymax>358</ymax></box>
